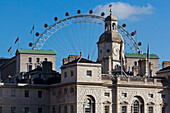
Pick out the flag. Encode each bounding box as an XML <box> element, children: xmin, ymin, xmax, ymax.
<box><xmin>131</xmin><ymin>30</ymin><xmax>136</xmax><ymax>36</ymax></box>
<box><xmin>15</xmin><ymin>37</ymin><xmax>19</xmax><ymax>44</ymax></box>
<box><xmin>147</xmin><ymin>44</ymin><xmax>149</xmax><ymax>60</ymax></box>
<box><xmin>30</xmin><ymin>25</ymin><xmax>34</xmax><ymax>34</ymax></box>
<box><xmin>88</xmin><ymin>54</ymin><xmax>90</xmax><ymax>59</ymax></box>
<box><xmin>8</xmin><ymin>47</ymin><xmax>12</xmax><ymax>52</ymax></box>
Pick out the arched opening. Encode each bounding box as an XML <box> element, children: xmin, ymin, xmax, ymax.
<box><xmin>84</xmin><ymin>95</ymin><xmax>95</xmax><ymax>113</ymax></box>
<box><xmin>131</xmin><ymin>96</ymin><xmax>144</xmax><ymax>113</ymax></box>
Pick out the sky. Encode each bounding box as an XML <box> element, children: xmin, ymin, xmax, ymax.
<box><xmin>0</xmin><ymin>0</ymin><xmax>170</xmax><ymax>70</ymax></box>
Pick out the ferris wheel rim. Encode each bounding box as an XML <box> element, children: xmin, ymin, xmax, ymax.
<box><xmin>32</xmin><ymin>14</ymin><xmax>141</xmax><ymax>53</ymax></box>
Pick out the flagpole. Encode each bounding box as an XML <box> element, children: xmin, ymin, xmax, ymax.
<box><xmin>18</xmin><ymin>38</ymin><xmax>19</xmax><ymax>49</ymax></box>
<box><xmin>33</xmin><ymin>24</ymin><xmax>35</xmax><ymax>49</ymax></box>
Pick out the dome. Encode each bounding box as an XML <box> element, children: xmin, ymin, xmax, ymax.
<box><xmin>105</xmin><ymin>15</ymin><xmax>117</xmax><ymax>21</ymax></box>
<box><xmin>98</xmin><ymin>30</ymin><xmax>123</xmax><ymax>44</ymax></box>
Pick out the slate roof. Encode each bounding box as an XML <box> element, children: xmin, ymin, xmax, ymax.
<box><xmin>64</xmin><ymin>58</ymin><xmax>97</xmax><ymax>66</ymax></box>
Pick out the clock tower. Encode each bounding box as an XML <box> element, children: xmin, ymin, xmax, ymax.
<box><xmin>97</xmin><ymin>9</ymin><xmax>125</xmax><ymax>74</ymax></box>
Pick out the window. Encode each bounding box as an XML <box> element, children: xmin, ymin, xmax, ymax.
<box><xmin>0</xmin><ymin>107</ymin><xmax>2</xmax><ymax>113</ymax></box>
<box><xmin>28</xmin><ymin>65</ymin><xmax>32</xmax><ymax>71</ymax></box>
<box><xmin>25</xmin><ymin>90</ymin><xmax>29</xmax><ymax>98</ymax></box>
<box><xmin>85</xmin><ymin>99</ymin><xmax>91</xmax><ymax>113</ymax></box>
<box><xmin>104</xmin><ymin>92</ymin><xmax>110</xmax><ymax>97</ymax></box>
<box><xmin>11</xmin><ymin>90</ymin><xmax>15</xmax><ymax>98</ymax></box>
<box><xmin>64</xmin><ymin>72</ymin><xmax>67</xmax><ymax>78</ymax></box>
<box><xmin>38</xmin><ymin>107</ymin><xmax>42</xmax><ymax>113</ymax></box>
<box><xmin>44</xmin><ymin>58</ymin><xmax>47</xmax><ymax>62</ymax></box>
<box><xmin>64</xmin><ymin>88</ymin><xmax>67</xmax><ymax>94</ymax></box>
<box><xmin>52</xmin><ymin>91</ymin><xmax>55</xmax><ymax>96</ymax></box>
<box><xmin>122</xmin><ymin>93</ymin><xmax>127</xmax><ymax>97</ymax></box>
<box><xmin>112</xmin><ymin>23</ymin><xmax>115</xmax><ymax>30</ymax></box>
<box><xmin>58</xmin><ymin>106</ymin><xmax>61</xmax><ymax>113</ymax></box>
<box><xmin>28</xmin><ymin>58</ymin><xmax>32</xmax><ymax>63</ymax></box>
<box><xmin>24</xmin><ymin>107</ymin><xmax>29</xmax><ymax>113</ymax></box>
<box><xmin>11</xmin><ymin>107</ymin><xmax>16</xmax><ymax>113</ymax></box>
<box><xmin>0</xmin><ymin>88</ymin><xmax>2</xmax><ymax>97</ymax></box>
<box><xmin>149</xmin><ymin>94</ymin><xmax>153</xmax><ymax>98</ymax></box>
<box><xmin>70</xmin><ymin>87</ymin><xmax>74</xmax><ymax>93</ymax></box>
<box><xmin>84</xmin><ymin>97</ymin><xmax>95</xmax><ymax>113</ymax></box>
<box><xmin>71</xmin><ymin>71</ymin><xmax>74</xmax><ymax>77</ymax></box>
<box><xmin>38</xmin><ymin>91</ymin><xmax>42</xmax><ymax>98</ymax></box>
<box><xmin>162</xmin><ymin>94</ymin><xmax>166</xmax><ymax>99</ymax></box>
<box><xmin>71</xmin><ymin>105</ymin><xmax>74</xmax><ymax>113</ymax></box>
<box><xmin>134</xmin><ymin>61</ymin><xmax>137</xmax><ymax>66</ymax></box>
<box><xmin>37</xmin><ymin>58</ymin><xmax>40</xmax><ymax>63</ymax></box>
<box><xmin>106</xmin><ymin>49</ymin><xmax>110</xmax><ymax>53</ymax></box>
<box><xmin>133</xmin><ymin>100</ymin><xmax>139</xmax><ymax>113</ymax></box>
<box><xmin>162</xmin><ymin>107</ymin><xmax>165</xmax><ymax>113</ymax></box>
<box><xmin>87</xmin><ymin>70</ymin><xmax>92</xmax><ymax>77</ymax></box>
<box><xmin>52</xmin><ymin>106</ymin><xmax>55</xmax><ymax>113</ymax></box>
<box><xmin>105</xmin><ymin>106</ymin><xmax>109</xmax><ymax>113</ymax></box>
<box><xmin>148</xmin><ymin>107</ymin><xmax>153</xmax><ymax>113</ymax></box>
<box><xmin>122</xmin><ymin>106</ymin><xmax>127</xmax><ymax>113</ymax></box>
<box><xmin>64</xmin><ymin>106</ymin><xmax>67</xmax><ymax>113</ymax></box>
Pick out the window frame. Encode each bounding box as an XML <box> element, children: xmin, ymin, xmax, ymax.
<box><xmin>11</xmin><ymin>89</ymin><xmax>16</xmax><ymax>98</ymax></box>
<box><xmin>25</xmin><ymin>90</ymin><xmax>29</xmax><ymax>98</ymax></box>
<box><xmin>86</xmin><ymin>70</ymin><xmax>92</xmax><ymax>77</ymax></box>
<box><xmin>38</xmin><ymin>90</ymin><xmax>42</xmax><ymax>98</ymax></box>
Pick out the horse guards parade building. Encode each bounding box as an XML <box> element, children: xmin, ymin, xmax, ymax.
<box><xmin>0</xmin><ymin>10</ymin><xmax>170</xmax><ymax>113</ymax></box>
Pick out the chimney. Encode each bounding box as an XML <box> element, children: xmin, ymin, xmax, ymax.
<box><xmin>102</xmin><ymin>56</ymin><xmax>111</xmax><ymax>74</ymax></box>
<box><xmin>42</xmin><ymin>61</ymin><xmax>52</xmax><ymax>72</ymax></box>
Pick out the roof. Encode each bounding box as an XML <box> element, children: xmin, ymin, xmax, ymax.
<box><xmin>125</xmin><ymin>53</ymin><xmax>159</xmax><ymax>59</ymax></box>
<box><xmin>62</xmin><ymin>57</ymin><xmax>98</xmax><ymax>66</ymax></box>
<box><xmin>105</xmin><ymin>15</ymin><xmax>117</xmax><ymax>21</ymax></box>
<box><xmin>159</xmin><ymin>66</ymin><xmax>170</xmax><ymax>71</ymax></box>
<box><xmin>16</xmin><ymin>49</ymin><xmax>56</xmax><ymax>55</ymax></box>
<box><xmin>98</xmin><ymin>30</ymin><xmax>123</xmax><ymax>44</ymax></box>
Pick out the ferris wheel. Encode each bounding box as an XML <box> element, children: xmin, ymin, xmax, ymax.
<box><xmin>29</xmin><ymin>10</ymin><xmax>142</xmax><ymax>69</ymax></box>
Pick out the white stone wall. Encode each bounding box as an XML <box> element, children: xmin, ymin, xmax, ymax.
<box><xmin>17</xmin><ymin>54</ymin><xmax>56</xmax><ymax>74</ymax></box>
<box><xmin>76</xmin><ymin>63</ymin><xmax>101</xmax><ymax>83</ymax></box>
<box><xmin>117</xmin><ymin>87</ymin><xmax>164</xmax><ymax>113</ymax></box>
<box><xmin>0</xmin><ymin>84</ymin><xmax>50</xmax><ymax>113</ymax></box>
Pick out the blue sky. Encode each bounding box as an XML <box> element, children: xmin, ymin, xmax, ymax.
<box><xmin>0</xmin><ymin>0</ymin><xmax>169</xmax><ymax>69</ymax></box>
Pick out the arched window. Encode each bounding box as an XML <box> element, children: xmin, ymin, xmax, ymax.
<box><xmin>112</xmin><ymin>23</ymin><xmax>115</xmax><ymax>30</ymax></box>
<box><xmin>84</xmin><ymin>96</ymin><xmax>95</xmax><ymax>113</ymax></box>
<box><xmin>133</xmin><ymin>100</ymin><xmax>139</xmax><ymax>113</ymax></box>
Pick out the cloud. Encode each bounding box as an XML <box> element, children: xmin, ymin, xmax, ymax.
<box><xmin>93</xmin><ymin>2</ymin><xmax>154</xmax><ymax>21</ymax></box>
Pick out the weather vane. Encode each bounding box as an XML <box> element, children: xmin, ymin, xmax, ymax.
<box><xmin>109</xmin><ymin>4</ymin><xmax>112</xmax><ymax>15</ymax></box>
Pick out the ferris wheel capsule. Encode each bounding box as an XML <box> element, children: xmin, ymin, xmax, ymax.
<box><xmin>77</xmin><ymin>10</ymin><xmax>81</xmax><ymax>14</ymax></box>
<box><xmin>44</xmin><ymin>24</ymin><xmax>48</xmax><ymax>28</ymax></box>
<box><xmin>101</xmin><ymin>12</ymin><xmax>105</xmax><ymax>16</ymax></box>
<box><xmin>35</xmin><ymin>32</ymin><xmax>40</xmax><ymax>37</ymax></box>
<box><xmin>54</xmin><ymin>17</ymin><xmax>58</xmax><ymax>21</ymax></box>
<box><xmin>65</xmin><ymin>12</ymin><xmax>69</xmax><ymax>16</ymax></box>
<box><xmin>89</xmin><ymin>10</ymin><xmax>93</xmax><ymax>14</ymax></box>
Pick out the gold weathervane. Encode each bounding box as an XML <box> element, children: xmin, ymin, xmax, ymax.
<box><xmin>109</xmin><ymin>4</ymin><xmax>112</xmax><ymax>15</ymax></box>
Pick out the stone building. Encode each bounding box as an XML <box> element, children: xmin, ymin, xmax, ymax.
<box><xmin>0</xmin><ymin>11</ymin><xmax>169</xmax><ymax>113</ymax></box>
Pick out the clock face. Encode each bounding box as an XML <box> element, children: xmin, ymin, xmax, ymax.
<box><xmin>114</xmin><ymin>47</ymin><xmax>119</xmax><ymax>56</ymax></box>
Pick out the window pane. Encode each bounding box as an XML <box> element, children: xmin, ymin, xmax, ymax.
<box><xmin>64</xmin><ymin>106</ymin><xmax>67</xmax><ymax>113</ymax></box>
<box><xmin>149</xmin><ymin>107</ymin><xmax>153</xmax><ymax>113</ymax></box>
<box><xmin>87</xmin><ymin>70</ymin><xmax>92</xmax><ymax>76</ymax></box>
<box><xmin>25</xmin><ymin>90</ymin><xmax>29</xmax><ymax>97</ymax></box>
<box><xmin>38</xmin><ymin>107</ymin><xmax>42</xmax><ymax>113</ymax></box>
<box><xmin>133</xmin><ymin>101</ymin><xmax>139</xmax><ymax>113</ymax></box>
<box><xmin>104</xmin><ymin>92</ymin><xmax>110</xmax><ymax>97</ymax></box>
<box><xmin>11</xmin><ymin>90</ymin><xmax>15</xmax><ymax>97</ymax></box>
<box><xmin>162</xmin><ymin>107</ymin><xmax>165</xmax><ymax>113</ymax></box>
<box><xmin>38</xmin><ymin>91</ymin><xmax>42</xmax><ymax>98</ymax></box>
<box><xmin>44</xmin><ymin>58</ymin><xmax>47</xmax><ymax>62</ymax></box>
<box><xmin>0</xmin><ymin>107</ymin><xmax>2</xmax><ymax>113</ymax></box>
<box><xmin>71</xmin><ymin>105</ymin><xmax>74</xmax><ymax>113</ymax></box>
<box><xmin>105</xmin><ymin>106</ymin><xmax>109</xmax><ymax>113</ymax></box>
<box><xmin>11</xmin><ymin>107</ymin><xmax>16</xmax><ymax>113</ymax></box>
<box><xmin>71</xmin><ymin>71</ymin><xmax>74</xmax><ymax>77</ymax></box>
<box><xmin>122</xmin><ymin>106</ymin><xmax>127</xmax><ymax>113</ymax></box>
<box><xmin>25</xmin><ymin>107</ymin><xmax>29</xmax><ymax>113</ymax></box>
<box><xmin>37</xmin><ymin>58</ymin><xmax>40</xmax><ymax>63</ymax></box>
<box><xmin>28</xmin><ymin>58</ymin><xmax>32</xmax><ymax>63</ymax></box>
<box><xmin>0</xmin><ymin>88</ymin><xmax>2</xmax><ymax>97</ymax></box>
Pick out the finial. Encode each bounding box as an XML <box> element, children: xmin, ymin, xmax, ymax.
<box><xmin>80</xmin><ymin>52</ymin><xmax>82</xmax><ymax>58</ymax></box>
<box><xmin>109</xmin><ymin>4</ymin><xmax>112</xmax><ymax>15</ymax></box>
